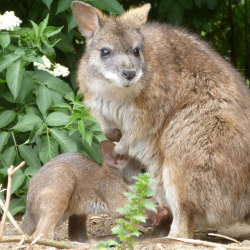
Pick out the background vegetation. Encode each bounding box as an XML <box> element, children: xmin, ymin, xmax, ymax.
<box><xmin>0</xmin><ymin>0</ymin><xmax>249</xmax><ymax>216</ymax></box>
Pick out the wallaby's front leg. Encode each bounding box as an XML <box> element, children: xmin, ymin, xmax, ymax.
<box><xmin>101</xmin><ymin>116</ymin><xmax>122</xmax><ymax>142</ymax></box>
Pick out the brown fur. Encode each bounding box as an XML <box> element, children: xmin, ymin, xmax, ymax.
<box><xmin>21</xmin><ymin>141</ymin><xmax>146</xmax><ymax>242</ymax></box>
<box><xmin>72</xmin><ymin>2</ymin><xmax>250</xmax><ymax>238</ymax></box>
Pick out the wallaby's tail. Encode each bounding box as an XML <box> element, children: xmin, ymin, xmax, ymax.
<box><xmin>21</xmin><ymin>208</ymin><xmax>36</xmax><ymax>235</ymax></box>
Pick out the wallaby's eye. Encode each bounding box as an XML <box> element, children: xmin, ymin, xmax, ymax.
<box><xmin>134</xmin><ymin>47</ymin><xmax>140</xmax><ymax>57</ymax></box>
<box><xmin>139</xmin><ymin>169</ymin><xmax>146</xmax><ymax>174</ymax></box>
<box><xmin>101</xmin><ymin>48</ymin><xmax>111</xmax><ymax>57</ymax></box>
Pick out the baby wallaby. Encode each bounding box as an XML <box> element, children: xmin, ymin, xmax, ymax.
<box><xmin>72</xmin><ymin>1</ymin><xmax>250</xmax><ymax>239</ymax></box>
<box><xmin>21</xmin><ymin>140</ymin><xmax>146</xmax><ymax>242</ymax></box>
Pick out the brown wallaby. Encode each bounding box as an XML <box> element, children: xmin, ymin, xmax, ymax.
<box><xmin>72</xmin><ymin>1</ymin><xmax>250</xmax><ymax>239</ymax></box>
<box><xmin>21</xmin><ymin>141</ymin><xmax>147</xmax><ymax>242</ymax></box>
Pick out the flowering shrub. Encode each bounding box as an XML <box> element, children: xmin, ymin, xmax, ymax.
<box><xmin>0</xmin><ymin>4</ymin><xmax>118</xmax><ymax>215</ymax></box>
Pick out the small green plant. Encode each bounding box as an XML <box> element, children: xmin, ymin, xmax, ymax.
<box><xmin>97</xmin><ymin>172</ymin><xmax>157</xmax><ymax>250</ymax></box>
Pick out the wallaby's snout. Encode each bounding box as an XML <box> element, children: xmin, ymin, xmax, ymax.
<box><xmin>121</xmin><ymin>70</ymin><xmax>136</xmax><ymax>81</ymax></box>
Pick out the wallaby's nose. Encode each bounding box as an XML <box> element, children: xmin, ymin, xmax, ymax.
<box><xmin>121</xmin><ymin>70</ymin><xmax>136</xmax><ymax>80</ymax></box>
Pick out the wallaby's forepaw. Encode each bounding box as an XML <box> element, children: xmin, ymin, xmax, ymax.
<box><xmin>103</xmin><ymin>128</ymin><xmax>122</xmax><ymax>142</ymax></box>
<box><xmin>113</xmin><ymin>143</ymin><xmax>129</xmax><ymax>160</ymax></box>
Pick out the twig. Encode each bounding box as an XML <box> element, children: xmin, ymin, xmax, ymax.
<box><xmin>208</xmin><ymin>233</ymin><xmax>240</xmax><ymax>243</ymax></box>
<box><xmin>0</xmin><ymin>199</ymin><xmax>23</xmax><ymax>235</ymax></box>
<box><xmin>0</xmin><ymin>235</ymin><xmax>79</xmax><ymax>249</ymax></box>
<box><xmin>0</xmin><ymin>161</ymin><xmax>25</xmax><ymax>240</ymax></box>
<box><xmin>0</xmin><ymin>165</ymin><xmax>14</xmax><ymax>240</ymax></box>
<box><xmin>167</xmin><ymin>237</ymin><xmax>248</xmax><ymax>250</ymax></box>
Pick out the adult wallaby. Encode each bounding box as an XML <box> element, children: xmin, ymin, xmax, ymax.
<box><xmin>21</xmin><ymin>141</ymin><xmax>147</xmax><ymax>242</ymax></box>
<box><xmin>72</xmin><ymin>1</ymin><xmax>250</xmax><ymax>239</ymax></box>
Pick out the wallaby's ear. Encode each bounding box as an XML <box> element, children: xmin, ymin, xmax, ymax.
<box><xmin>119</xmin><ymin>3</ymin><xmax>151</xmax><ymax>28</ymax></box>
<box><xmin>100</xmin><ymin>141</ymin><xmax>123</xmax><ymax>167</ymax></box>
<box><xmin>71</xmin><ymin>1</ymin><xmax>101</xmax><ymax>38</ymax></box>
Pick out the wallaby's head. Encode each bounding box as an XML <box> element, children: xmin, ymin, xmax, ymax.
<box><xmin>100</xmin><ymin>140</ymin><xmax>147</xmax><ymax>185</ymax></box>
<box><xmin>72</xmin><ymin>1</ymin><xmax>151</xmax><ymax>91</ymax></box>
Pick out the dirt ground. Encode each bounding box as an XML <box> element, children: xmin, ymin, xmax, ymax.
<box><xmin>2</xmin><ymin>214</ymin><xmax>250</xmax><ymax>250</ymax></box>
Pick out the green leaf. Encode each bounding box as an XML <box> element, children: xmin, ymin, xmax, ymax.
<box><xmin>43</xmin><ymin>26</ymin><xmax>64</xmax><ymax>37</ymax></box>
<box><xmin>15</xmin><ymin>72</ymin><xmax>34</xmax><ymax>103</ymax></box>
<box><xmin>12</xmin><ymin>114</ymin><xmax>43</xmax><ymax>132</ymax></box>
<box><xmin>30</xmin><ymin>20</ymin><xmax>39</xmax><ymax>38</ymax></box>
<box><xmin>78</xmin><ymin>120</ymin><xmax>85</xmax><ymax>138</ymax></box>
<box><xmin>49</xmin><ymin>103</ymin><xmax>72</xmax><ymax>111</ymax></box>
<box><xmin>39</xmin><ymin>135</ymin><xmax>58</xmax><ymax>164</ymax></box>
<box><xmin>167</xmin><ymin>2</ymin><xmax>184</xmax><ymax>24</ymax></box>
<box><xmin>142</xmin><ymin>200</ymin><xmax>157</xmax><ymax>212</ymax></box>
<box><xmin>67</xmin><ymin>12</ymin><xmax>77</xmax><ymax>33</ymax></box>
<box><xmin>158</xmin><ymin>0</ymin><xmax>174</xmax><ymax>14</ymax></box>
<box><xmin>0</xmin><ymin>32</ymin><xmax>10</xmax><ymax>50</ymax></box>
<box><xmin>1</xmin><ymin>146</ymin><xmax>16</xmax><ymax>169</ymax></box>
<box><xmin>0</xmin><ymin>54</ymin><xmax>21</xmax><ymax>72</ymax></box>
<box><xmin>10</xmin><ymin>169</ymin><xmax>26</xmax><ymax>195</ymax></box>
<box><xmin>21</xmin><ymin>49</ymin><xmax>44</xmax><ymax>64</ymax></box>
<box><xmin>6</xmin><ymin>59</ymin><xmax>25</xmax><ymax>99</ymax></box>
<box><xmin>46</xmin><ymin>112</ymin><xmax>71</xmax><ymax>126</ymax></box>
<box><xmin>64</xmin><ymin>92</ymin><xmax>75</xmax><ymax>101</ymax></box>
<box><xmin>42</xmin><ymin>0</ymin><xmax>53</xmax><ymax>9</ymax></box>
<box><xmin>18</xmin><ymin>145</ymin><xmax>42</xmax><ymax>169</ymax></box>
<box><xmin>207</xmin><ymin>0</ymin><xmax>217</xmax><ymax>9</ymax></box>
<box><xmin>9</xmin><ymin>198</ymin><xmax>25</xmax><ymax>215</ymax></box>
<box><xmin>85</xmin><ymin>128</ymin><xmax>93</xmax><ymax>146</ymax></box>
<box><xmin>111</xmin><ymin>225</ymin><xmax>126</xmax><ymax>236</ymax></box>
<box><xmin>56</xmin><ymin>0</ymin><xmax>74</xmax><ymax>14</ymax></box>
<box><xmin>32</xmin><ymin>70</ymin><xmax>72</xmax><ymax>95</ymax></box>
<box><xmin>50</xmin><ymin>128</ymin><xmax>78</xmax><ymax>152</ymax></box>
<box><xmin>0</xmin><ymin>132</ymin><xmax>11</xmax><ymax>152</ymax></box>
<box><xmin>36</xmin><ymin>85</ymin><xmax>52</xmax><ymax>114</ymax></box>
<box><xmin>0</xmin><ymin>110</ymin><xmax>17</xmax><ymax>129</ymax></box>
<box><xmin>41</xmin><ymin>34</ymin><xmax>61</xmax><ymax>47</ymax></box>
<box><xmin>133</xmin><ymin>214</ymin><xmax>146</xmax><ymax>223</ymax></box>
<box><xmin>178</xmin><ymin>0</ymin><xmax>193</xmax><ymax>10</ymax></box>
<box><xmin>10</xmin><ymin>27</ymin><xmax>33</xmax><ymax>36</ymax></box>
<box><xmin>87</xmin><ymin>0</ymin><xmax>125</xmax><ymax>14</ymax></box>
<box><xmin>29</xmin><ymin>122</ymin><xmax>46</xmax><ymax>143</ymax></box>
<box><xmin>39</xmin><ymin>14</ymin><xmax>49</xmax><ymax>36</ymax></box>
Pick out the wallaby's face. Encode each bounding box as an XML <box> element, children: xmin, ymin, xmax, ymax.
<box><xmin>88</xmin><ymin>22</ymin><xmax>145</xmax><ymax>88</ymax></box>
<box><xmin>72</xmin><ymin>2</ymin><xmax>151</xmax><ymax>89</ymax></box>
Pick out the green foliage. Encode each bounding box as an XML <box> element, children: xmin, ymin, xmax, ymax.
<box><xmin>0</xmin><ymin>0</ymin><xmax>126</xmax><ymax>216</ymax></box>
<box><xmin>97</xmin><ymin>173</ymin><xmax>157</xmax><ymax>250</ymax></box>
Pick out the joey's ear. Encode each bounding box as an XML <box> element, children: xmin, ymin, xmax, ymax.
<box><xmin>71</xmin><ymin>1</ymin><xmax>101</xmax><ymax>38</ymax></box>
<box><xmin>119</xmin><ymin>3</ymin><xmax>151</xmax><ymax>28</ymax></box>
<box><xmin>100</xmin><ymin>141</ymin><xmax>123</xmax><ymax>167</ymax></box>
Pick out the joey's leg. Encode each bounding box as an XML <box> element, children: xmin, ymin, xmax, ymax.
<box><xmin>68</xmin><ymin>214</ymin><xmax>88</xmax><ymax>242</ymax></box>
<box><xmin>167</xmin><ymin>209</ymin><xmax>194</xmax><ymax>239</ymax></box>
<box><xmin>101</xmin><ymin>117</ymin><xmax>122</xmax><ymax>142</ymax></box>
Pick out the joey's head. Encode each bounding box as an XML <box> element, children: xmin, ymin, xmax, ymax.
<box><xmin>72</xmin><ymin>2</ymin><xmax>151</xmax><ymax>90</ymax></box>
<box><xmin>99</xmin><ymin>140</ymin><xmax>147</xmax><ymax>217</ymax></box>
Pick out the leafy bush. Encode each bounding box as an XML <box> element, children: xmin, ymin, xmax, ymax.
<box><xmin>0</xmin><ymin>0</ymin><xmax>124</xmax><ymax>216</ymax></box>
<box><xmin>97</xmin><ymin>172</ymin><xmax>157</xmax><ymax>250</ymax></box>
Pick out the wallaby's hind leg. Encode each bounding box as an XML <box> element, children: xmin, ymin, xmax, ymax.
<box><xmin>21</xmin><ymin>208</ymin><xmax>36</xmax><ymax>235</ymax></box>
<box><xmin>68</xmin><ymin>214</ymin><xmax>88</xmax><ymax>242</ymax></box>
<box><xmin>32</xmin><ymin>194</ymin><xmax>71</xmax><ymax>239</ymax></box>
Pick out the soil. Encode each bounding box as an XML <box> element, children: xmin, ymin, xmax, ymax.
<box><xmin>2</xmin><ymin>214</ymin><xmax>250</xmax><ymax>250</ymax></box>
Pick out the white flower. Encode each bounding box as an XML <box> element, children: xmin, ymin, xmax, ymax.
<box><xmin>0</xmin><ymin>11</ymin><xmax>22</xmax><ymax>31</ymax></box>
<box><xmin>53</xmin><ymin>63</ymin><xmax>70</xmax><ymax>77</ymax></box>
<box><xmin>33</xmin><ymin>55</ymin><xmax>70</xmax><ymax>77</ymax></box>
<box><xmin>41</xmin><ymin>55</ymin><xmax>52</xmax><ymax>68</ymax></box>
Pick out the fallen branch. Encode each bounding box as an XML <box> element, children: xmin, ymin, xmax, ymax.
<box><xmin>0</xmin><ymin>161</ymin><xmax>25</xmax><ymax>240</ymax></box>
<box><xmin>208</xmin><ymin>233</ymin><xmax>240</xmax><ymax>243</ymax></box>
<box><xmin>0</xmin><ymin>199</ymin><xmax>23</xmax><ymax>235</ymax></box>
<box><xmin>0</xmin><ymin>235</ymin><xmax>79</xmax><ymax>249</ymax></box>
<box><xmin>167</xmin><ymin>237</ymin><xmax>248</xmax><ymax>250</ymax></box>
